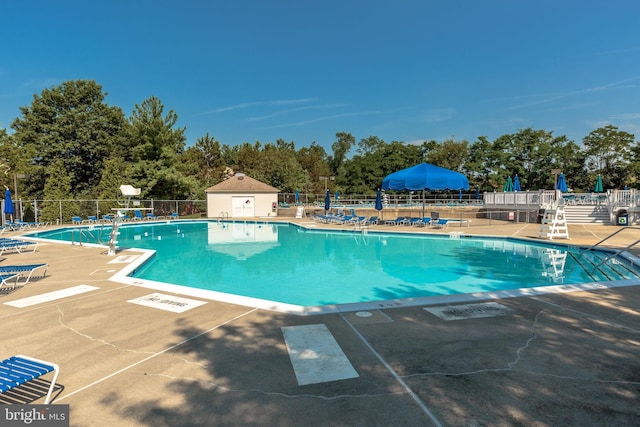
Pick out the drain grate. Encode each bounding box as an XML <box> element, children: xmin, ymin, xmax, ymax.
<box><xmin>424</xmin><ymin>302</ymin><xmax>514</xmax><ymax>321</ymax></box>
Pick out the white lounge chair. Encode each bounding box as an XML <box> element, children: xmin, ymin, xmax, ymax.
<box><xmin>0</xmin><ymin>355</ymin><xmax>60</xmax><ymax>404</ymax></box>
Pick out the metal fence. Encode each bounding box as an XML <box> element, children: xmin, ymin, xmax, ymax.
<box><xmin>5</xmin><ymin>199</ymin><xmax>207</xmax><ymax>225</ymax></box>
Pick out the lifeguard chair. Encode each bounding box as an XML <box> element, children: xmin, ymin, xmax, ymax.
<box><xmin>108</xmin><ymin>185</ymin><xmax>148</xmax><ymax>256</ymax></box>
<box><xmin>118</xmin><ymin>185</ymin><xmax>141</xmax><ymax>209</ymax></box>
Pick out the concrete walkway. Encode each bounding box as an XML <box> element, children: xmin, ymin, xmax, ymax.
<box><xmin>0</xmin><ymin>221</ymin><xmax>638</xmax><ymax>426</ymax></box>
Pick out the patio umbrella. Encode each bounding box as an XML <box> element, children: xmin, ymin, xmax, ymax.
<box><xmin>459</xmin><ymin>189</ymin><xmax>463</xmax><ymax>201</ymax></box>
<box><xmin>375</xmin><ymin>188</ymin><xmax>383</xmax><ymax>219</ymax></box>
<box><xmin>475</xmin><ymin>186</ymin><xmax>480</xmax><ymax>199</ymax></box>
<box><xmin>295</xmin><ymin>189</ymin><xmax>299</xmax><ymax>203</ymax></box>
<box><xmin>381</xmin><ymin>162</ymin><xmax>469</xmax><ymax>216</ymax></box>
<box><xmin>375</xmin><ymin>188</ymin><xmax>383</xmax><ymax>211</ymax></box>
<box><xmin>4</xmin><ymin>187</ymin><xmax>14</xmax><ymax>222</ymax></box>
<box><xmin>335</xmin><ymin>190</ymin><xmax>339</xmax><ymax>201</ymax></box>
<box><xmin>324</xmin><ymin>189</ymin><xmax>331</xmax><ymax>212</ymax></box>
<box><xmin>513</xmin><ymin>175</ymin><xmax>522</xmax><ymax>191</ymax></box>
<box><xmin>503</xmin><ymin>176</ymin><xmax>514</xmax><ymax>192</ymax></box>
<box><xmin>594</xmin><ymin>175</ymin><xmax>604</xmax><ymax>193</ymax></box>
<box><xmin>556</xmin><ymin>173</ymin><xmax>568</xmax><ymax>192</ymax></box>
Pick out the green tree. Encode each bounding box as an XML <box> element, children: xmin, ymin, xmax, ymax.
<box><xmin>40</xmin><ymin>159</ymin><xmax>78</xmax><ymax>223</ymax></box>
<box><xmin>11</xmin><ymin>80</ymin><xmax>129</xmax><ymax>198</ymax></box>
<box><xmin>425</xmin><ymin>138</ymin><xmax>469</xmax><ymax>171</ymax></box>
<box><xmin>329</xmin><ymin>131</ymin><xmax>355</xmax><ymax>176</ymax></box>
<box><xmin>296</xmin><ymin>142</ymin><xmax>331</xmax><ymax>194</ymax></box>
<box><xmin>583</xmin><ymin>125</ymin><xmax>635</xmax><ymax>189</ymax></box>
<box><xmin>127</xmin><ymin>96</ymin><xmax>192</xmax><ymax>198</ymax></box>
<box><xmin>180</xmin><ymin>133</ymin><xmax>226</xmax><ymax>191</ymax></box>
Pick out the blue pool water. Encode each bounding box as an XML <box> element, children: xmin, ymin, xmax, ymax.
<box><xmin>28</xmin><ymin>221</ymin><xmax>640</xmax><ymax>307</ymax></box>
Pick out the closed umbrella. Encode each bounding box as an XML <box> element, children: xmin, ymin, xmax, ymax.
<box><xmin>513</xmin><ymin>175</ymin><xmax>521</xmax><ymax>191</ymax></box>
<box><xmin>475</xmin><ymin>186</ymin><xmax>480</xmax><ymax>200</ymax></box>
<box><xmin>556</xmin><ymin>173</ymin><xmax>568</xmax><ymax>192</ymax></box>
<box><xmin>295</xmin><ymin>189</ymin><xmax>299</xmax><ymax>203</ymax></box>
<box><xmin>375</xmin><ymin>188</ymin><xmax>383</xmax><ymax>219</ymax></box>
<box><xmin>503</xmin><ymin>176</ymin><xmax>514</xmax><ymax>192</ymax></box>
<box><xmin>375</xmin><ymin>188</ymin><xmax>383</xmax><ymax>211</ymax></box>
<box><xmin>594</xmin><ymin>175</ymin><xmax>604</xmax><ymax>193</ymax></box>
<box><xmin>335</xmin><ymin>191</ymin><xmax>339</xmax><ymax>202</ymax></box>
<box><xmin>324</xmin><ymin>189</ymin><xmax>331</xmax><ymax>212</ymax></box>
<box><xmin>4</xmin><ymin>187</ymin><xmax>14</xmax><ymax>222</ymax></box>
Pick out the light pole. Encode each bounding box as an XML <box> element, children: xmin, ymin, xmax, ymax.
<box><xmin>13</xmin><ymin>173</ymin><xmax>26</xmax><ymax>221</ymax></box>
<box><xmin>319</xmin><ymin>176</ymin><xmax>335</xmax><ymax>192</ymax></box>
<box><xmin>551</xmin><ymin>169</ymin><xmax>561</xmax><ymax>191</ymax></box>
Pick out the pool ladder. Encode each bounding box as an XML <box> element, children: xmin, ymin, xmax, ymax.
<box><xmin>217</xmin><ymin>212</ymin><xmax>229</xmax><ymax>222</ymax></box>
<box><xmin>576</xmin><ymin>226</ymin><xmax>640</xmax><ymax>278</ymax></box>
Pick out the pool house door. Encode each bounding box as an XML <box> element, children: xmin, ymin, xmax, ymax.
<box><xmin>232</xmin><ymin>196</ymin><xmax>255</xmax><ymax>217</ymax></box>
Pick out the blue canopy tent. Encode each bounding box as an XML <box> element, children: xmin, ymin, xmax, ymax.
<box><xmin>381</xmin><ymin>163</ymin><xmax>469</xmax><ymax>216</ymax></box>
<box><xmin>513</xmin><ymin>175</ymin><xmax>521</xmax><ymax>191</ymax></box>
<box><xmin>4</xmin><ymin>187</ymin><xmax>14</xmax><ymax>222</ymax></box>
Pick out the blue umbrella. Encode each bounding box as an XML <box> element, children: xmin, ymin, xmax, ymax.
<box><xmin>594</xmin><ymin>175</ymin><xmax>604</xmax><ymax>193</ymax></box>
<box><xmin>475</xmin><ymin>186</ymin><xmax>480</xmax><ymax>199</ymax></box>
<box><xmin>556</xmin><ymin>173</ymin><xmax>568</xmax><ymax>192</ymax></box>
<box><xmin>459</xmin><ymin>189</ymin><xmax>463</xmax><ymax>201</ymax></box>
<box><xmin>324</xmin><ymin>189</ymin><xmax>331</xmax><ymax>212</ymax></box>
<box><xmin>335</xmin><ymin>190</ymin><xmax>339</xmax><ymax>201</ymax></box>
<box><xmin>382</xmin><ymin>162</ymin><xmax>469</xmax><ymax>217</ymax></box>
<box><xmin>4</xmin><ymin>188</ymin><xmax>14</xmax><ymax>222</ymax></box>
<box><xmin>503</xmin><ymin>176</ymin><xmax>513</xmax><ymax>192</ymax></box>
<box><xmin>382</xmin><ymin>162</ymin><xmax>469</xmax><ymax>191</ymax></box>
<box><xmin>513</xmin><ymin>175</ymin><xmax>521</xmax><ymax>191</ymax></box>
<box><xmin>375</xmin><ymin>188</ymin><xmax>383</xmax><ymax>211</ymax></box>
<box><xmin>295</xmin><ymin>189</ymin><xmax>299</xmax><ymax>203</ymax></box>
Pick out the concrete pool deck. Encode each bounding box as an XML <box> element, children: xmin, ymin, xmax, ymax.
<box><xmin>0</xmin><ymin>221</ymin><xmax>639</xmax><ymax>426</ymax></box>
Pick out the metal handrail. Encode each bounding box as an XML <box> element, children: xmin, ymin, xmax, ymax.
<box><xmin>580</xmin><ymin>226</ymin><xmax>640</xmax><ymax>275</ymax></box>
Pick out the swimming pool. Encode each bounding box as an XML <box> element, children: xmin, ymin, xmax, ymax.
<box><xmin>28</xmin><ymin>221</ymin><xmax>640</xmax><ymax>313</ymax></box>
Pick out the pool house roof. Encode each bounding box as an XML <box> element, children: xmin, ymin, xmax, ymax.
<box><xmin>205</xmin><ymin>173</ymin><xmax>280</xmax><ymax>193</ymax></box>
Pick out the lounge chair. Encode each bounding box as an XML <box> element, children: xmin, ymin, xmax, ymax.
<box><xmin>431</xmin><ymin>219</ymin><xmax>449</xmax><ymax>229</ymax></box>
<box><xmin>133</xmin><ymin>210</ymin><xmax>145</xmax><ymax>221</ymax></box>
<box><xmin>84</xmin><ymin>215</ymin><xmax>98</xmax><ymax>223</ymax></box>
<box><xmin>385</xmin><ymin>217</ymin><xmax>406</xmax><ymax>225</ymax></box>
<box><xmin>170</xmin><ymin>212</ymin><xmax>179</xmax><ymax>219</ymax></box>
<box><xmin>363</xmin><ymin>216</ymin><xmax>378</xmax><ymax>225</ymax></box>
<box><xmin>71</xmin><ymin>216</ymin><xmax>83</xmax><ymax>225</ymax></box>
<box><xmin>0</xmin><ymin>240</ymin><xmax>38</xmax><ymax>255</ymax></box>
<box><xmin>403</xmin><ymin>217</ymin><xmax>422</xmax><ymax>226</ymax></box>
<box><xmin>146</xmin><ymin>212</ymin><xmax>159</xmax><ymax>220</ymax></box>
<box><xmin>102</xmin><ymin>214</ymin><xmax>114</xmax><ymax>222</ymax></box>
<box><xmin>0</xmin><ymin>273</ymin><xmax>19</xmax><ymax>289</ymax></box>
<box><xmin>0</xmin><ymin>263</ymin><xmax>48</xmax><ymax>284</ymax></box>
<box><xmin>415</xmin><ymin>217</ymin><xmax>431</xmax><ymax>227</ymax></box>
<box><xmin>0</xmin><ymin>355</ymin><xmax>60</xmax><ymax>404</ymax></box>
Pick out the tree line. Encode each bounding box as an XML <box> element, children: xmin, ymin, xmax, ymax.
<box><xmin>1</xmin><ymin>79</ymin><xmax>638</xmax><ymax>211</ymax></box>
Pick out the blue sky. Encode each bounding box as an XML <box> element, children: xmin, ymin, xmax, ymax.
<box><xmin>1</xmin><ymin>1</ymin><xmax>639</xmax><ymax>151</ymax></box>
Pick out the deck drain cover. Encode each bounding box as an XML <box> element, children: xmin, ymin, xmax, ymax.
<box><xmin>424</xmin><ymin>302</ymin><xmax>513</xmax><ymax>321</ymax></box>
<box><xmin>355</xmin><ymin>311</ymin><xmax>373</xmax><ymax>317</ymax></box>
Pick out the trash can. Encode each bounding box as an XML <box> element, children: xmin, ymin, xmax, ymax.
<box><xmin>616</xmin><ymin>209</ymin><xmax>628</xmax><ymax>226</ymax></box>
